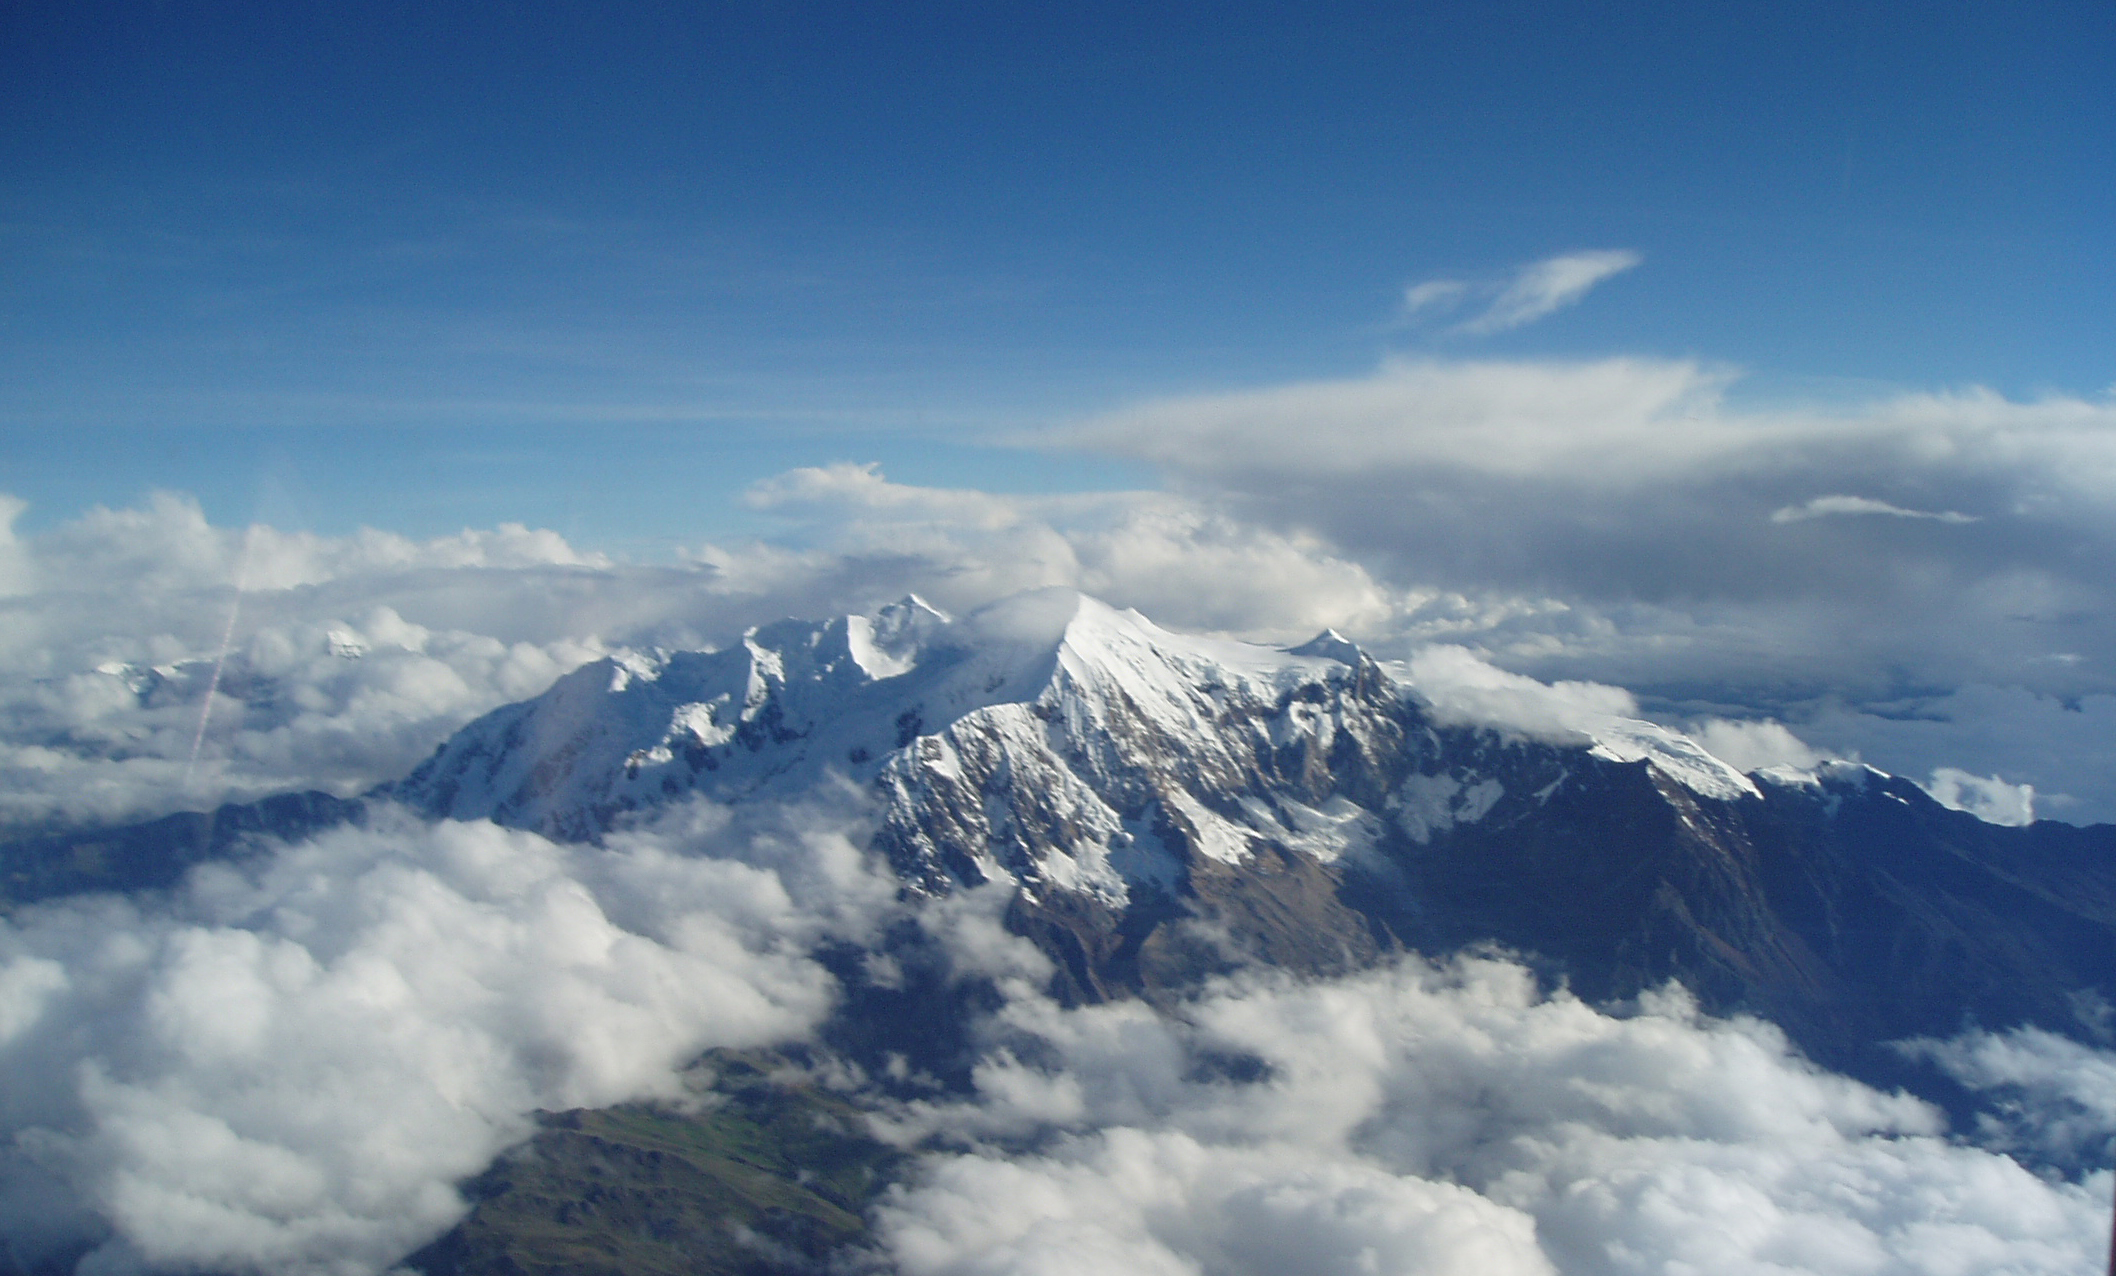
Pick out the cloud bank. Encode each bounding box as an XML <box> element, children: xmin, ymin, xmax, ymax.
<box><xmin>870</xmin><ymin>957</ymin><xmax>2113</xmax><ymax>1275</ymax></box>
<box><xmin>1063</xmin><ymin>361</ymin><xmax>2116</xmax><ymax>818</ymax></box>
<box><xmin>0</xmin><ymin>481</ymin><xmax>1422</xmax><ymax>834</ymax></box>
<box><xmin>8</xmin><ymin>806</ymin><xmax>2107</xmax><ymax>1275</ymax></box>
<box><xmin>7</xmin><ymin>417</ymin><xmax>2116</xmax><ymax>829</ymax></box>
<box><xmin>0</xmin><ymin>797</ymin><xmax>892</xmax><ymax>1275</ymax></box>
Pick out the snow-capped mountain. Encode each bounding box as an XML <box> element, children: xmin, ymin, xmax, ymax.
<box><xmin>390</xmin><ymin>589</ymin><xmax>1749</xmax><ymax>893</ymax></box>
<box><xmin>380</xmin><ymin>590</ymin><xmax>2116</xmax><ymax>1088</ymax></box>
<box><xmin>390</xmin><ymin>590</ymin><xmax>1427</xmax><ymax>898</ymax></box>
<box><xmin>9</xmin><ymin>590</ymin><xmax>2113</xmax><ymax>1098</ymax></box>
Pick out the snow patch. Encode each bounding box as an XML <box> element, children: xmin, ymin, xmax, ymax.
<box><xmin>1239</xmin><ymin>794</ymin><xmax>1385</xmax><ymax>864</ymax></box>
<box><xmin>1162</xmin><ymin>790</ymin><xmax>1254</xmax><ymax>865</ymax></box>
<box><xmin>1589</xmin><ymin>719</ymin><xmax>1760</xmax><ymax>802</ymax></box>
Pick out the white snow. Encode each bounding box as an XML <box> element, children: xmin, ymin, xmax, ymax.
<box><xmin>1589</xmin><ymin>719</ymin><xmax>1760</xmax><ymax>802</ymax></box>
<box><xmin>398</xmin><ymin>589</ymin><xmax>1813</xmax><ymax>897</ymax></box>
<box><xmin>1240</xmin><ymin>793</ymin><xmax>1385</xmax><ymax>864</ymax></box>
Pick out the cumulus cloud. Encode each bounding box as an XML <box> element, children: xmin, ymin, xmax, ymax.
<box><xmin>1922</xmin><ymin>767</ymin><xmax>2037</xmax><ymax>826</ymax></box>
<box><xmin>1402</xmin><ymin>251</ymin><xmax>1643</xmax><ymax>335</ymax></box>
<box><xmin>0</xmin><ymin>796</ymin><xmax>890</xmax><ymax>1274</ymax></box>
<box><xmin>1689</xmin><ymin>718</ymin><xmax>1829</xmax><ymax>774</ymax></box>
<box><xmin>1900</xmin><ymin>1025</ymin><xmax>2116</xmax><ymax>1168</ymax></box>
<box><xmin>1403</xmin><ymin>644</ymin><xmax>1639</xmax><ymax>743</ymax></box>
<box><xmin>869</xmin><ymin>957</ymin><xmax>2111</xmax><ymax>1275</ymax></box>
<box><xmin>0</xmin><ymin>492</ymin><xmax>708</xmax><ymax>832</ymax></box>
<box><xmin>1060</xmin><ymin>360</ymin><xmax>2116</xmax><ymax>812</ymax></box>
<box><xmin>724</xmin><ymin>462</ymin><xmax>1405</xmax><ymax>641</ymax></box>
<box><xmin>881</xmin><ymin>1129</ymin><xmax>1550</xmax><ymax>1276</ymax></box>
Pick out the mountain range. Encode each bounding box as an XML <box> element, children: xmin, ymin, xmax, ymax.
<box><xmin>6</xmin><ymin>588</ymin><xmax>2112</xmax><ymax>1273</ymax></box>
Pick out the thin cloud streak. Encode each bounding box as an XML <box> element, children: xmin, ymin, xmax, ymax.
<box><xmin>1460</xmin><ymin>249</ymin><xmax>1644</xmax><ymax>334</ymax></box>
<box><xmin>1770</xmin><ymin>494</ymin><xmax>1980</xmax><ymax>524</ymax></box>
<box><xmin>1403</xmin><ymin>250</ymin><xmax>1643</xmax><ymax>335</ymax></box>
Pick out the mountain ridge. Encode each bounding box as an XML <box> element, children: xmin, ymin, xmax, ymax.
<box><xmin>7</xmin><ymin>590</ymin><xmax>2113</xmax><ymax>1104</ymax></box>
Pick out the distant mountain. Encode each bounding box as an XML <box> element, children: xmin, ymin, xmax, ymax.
<box><xmin>373</xmin><ymin>589</ymin><xmax>2116</xmax><ymax>1092</ymax></box>
<box><xmin>9</xmin><ymin>590</ymin><xmax>2113</xmax><ymax>1094</ymax></box>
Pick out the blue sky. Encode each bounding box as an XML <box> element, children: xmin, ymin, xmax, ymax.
<box><xmin>4</xmin><ymin>0</ymin><xmax>2110</xmax><ymax>547</ymax></box>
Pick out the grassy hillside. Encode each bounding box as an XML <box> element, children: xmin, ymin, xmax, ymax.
<box><xmin>403</xmin><ymin>1051</ymin><xmax>905</xmax><ymax>1276</ymax></box>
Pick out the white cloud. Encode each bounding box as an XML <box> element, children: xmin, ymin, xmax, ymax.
<box><xmin>1400</xmin><ymin>252</ymin><xmax>1642</xmax><ymax>335</ymax></box>
<box><xmin>1900</xmin><ymin>1025</ymin><xmax>2116</xmax><ymax>1166</ymax></box>
<box><xmin>0</xmin><ymin>797</ymin><xmax>887</xmax><ymax>1275</ymax></box>
<box><xmin>871</xmin><ymin>957</ymin><xmax>2111</xmax><ymax>1276</ymax></box>
<box><xmin>728</xmin><ymin>462</ymin><xmax>1404</xmax><ymax>641</ymax></box>
<box><xmin>1795</xmin><ymin>685</ymin><xmax>2116</xmax><ymax>823</ymax></box>
<box><xmin>1458</xmin><ymin>249</ymin><xmax>1643</xmax><ymax>334</ymax></box>
<box><xmin>1923</xmin><ymin>767</ymin><xmax>2037</xmax><ymax>826</ymax></box>
<box><xmin>1069</xmin><ymin>356</ymin><xmax>1731</xmax><ymax>482</ymax></box>
<box><xmin>1404</xmin><ymin>644</ymin><xmax>1638</xmax><ymax>743</ymax></box>
<box><xmin>1062</xmin><ymin>361</ymin><xmax>2116</xmax><ymax>813</ymax></box>
<box><xmin>1403</xmin><ymin>278</ymin><xmax>1470</xmax><ymax>315</ymax></box>
<box><xmin>1690</xmin><ymin>718</ymin><xmax>1828</xmax><ymax>774</ymax></box>
<box><xmin>1770</xmin><ymin>495</ymin><xmax>1980</xmax><ymax>524</ymax></box>
<box><xmin>881</xmin><ymin>1129</ymin><xmax>1551</xmax><ymax>1276</ymax></box>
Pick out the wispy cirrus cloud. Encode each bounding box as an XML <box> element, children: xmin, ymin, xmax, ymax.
<box><xmin>1770</xmin><ymin>494</ymin><xmax>1980</xmax><ymax>524</ymax></box>
<box><xmin>1401</xmin><ymin>278</ymin><xmax>1471</xmax><ymax>315</ymax></box>
<box><xmin>1404</xmin><ymin>250</ymin><xmax>1643</xmax><ymax>334</ymax></box>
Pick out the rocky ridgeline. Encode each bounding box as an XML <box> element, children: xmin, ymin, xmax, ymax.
<box><xmin>375</xmin><ymin>590</ymin><xmax>2116</xmax><ymax>1090</ymax></box>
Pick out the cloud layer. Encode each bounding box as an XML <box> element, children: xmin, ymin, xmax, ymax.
<box><xmin>871</xmin><ymin>958</ymin><xmax>2114</xmax><ymax>1275</ymax></box>
<box><xmin>7</xmin><ymin>434</ymin><xmax>2115</xmax><ymax>830</ymax></box>
<box><xmin>8</xmin><ymin>804</ymin><xmax>2107</xmax><ymax>1275</ymax></box>
<box><xmin>1063</xmin><ymin>361</ymin><xmax>2116</xmax><ymax>817</ymax></box>
<box><xmin>0</xmin><ymin>482</ymin><xmax>1421</xmax><ymax>833</ymax></box>
<box><xmin>0</xmin><ymin>798</ymin><xmax>889</xmax><ymax>1274</ymax></box>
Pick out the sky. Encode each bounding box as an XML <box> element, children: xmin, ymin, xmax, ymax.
<box><xmin>3</xmin><ymin>0</ymin><xmax>2116</xmax><ymax>819</ymax></box>
<box><xmin>4</xmin><ymin>0</ymin><xmax>2111</xmax><ymax>540</ymax></box>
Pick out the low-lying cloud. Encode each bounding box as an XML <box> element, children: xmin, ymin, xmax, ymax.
<box><xmin>0</xmin><ymin>780</ymin><xmax>2104</xmax><ymax>1273</ymax></box>
<box><xmin>871</xmin><ymin>958</ymin><xmax>2114</xmax><ymax>1276</ymax></box>
<box><xmin>1902</xmin><ymin>1024</ymin><xmax>2116</xmax><ymax>1168</ymax></box>
<box><xmin>0</xmin><ymin>797</ymin><xmax>892</xmax><ymax>1275</ymax></box>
